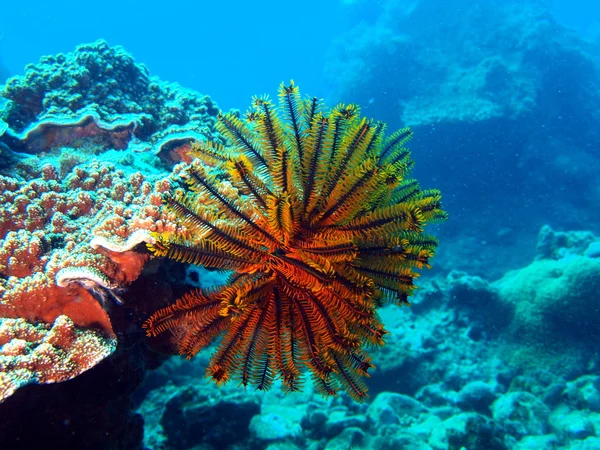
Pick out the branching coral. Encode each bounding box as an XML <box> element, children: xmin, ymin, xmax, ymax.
<box><xmin>144</xmin><ymin>81</ymin><xmax>446</xmax><ymax>401</ymax></box>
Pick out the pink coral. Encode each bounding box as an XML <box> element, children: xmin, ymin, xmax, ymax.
<box><xmin>0</xmin><ymin>40</ymin><xmax>223</xmax><ymax>406</ymax></box>
<box><xmin>0</xmin><ymin>316</ymin><xmax>116</xmax><ymax>402</ymax></box>
<box><xmin>0</xmin><ymin>160</ymin><xmax>182</xmax><ymax>401</ymax></box>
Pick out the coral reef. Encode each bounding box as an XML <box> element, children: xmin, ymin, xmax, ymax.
<box><xmin>494</xmin><ymin>225</ymin><xmax>600</xmax><ymax>371</ymax></box>
<box><xmin>138</xmin><ymin>224</ymin><xmax>600</xmax><ymax>450</ymax></box>
<box><xmin>0</xmin><ymin>153</ymin><xmax>164</xmax><ymax>402</ymax></box>
<box><xmin>326</xmin><ymin>0</ymin><xmax>600</xmax><ymax>279</ymax></box>
<box><xmin>0</xmin><ymin>272</ymin><xmax>165</xmax><ymax>450</ymax></box>
<box><xmin>327</xmin><ymin>0</ymin><xmax>598</xmax><ymax>127</ymax></box>
<box><xmin>144</xmin><ymin>81</ymin><xmax>446</xmax><ymax>401</ymax></box>
<box><xmin>0</xmin><ymin>161</ymin><xmax>177</xmax><ymax>339</ymax></box>
<box><xmin>0</xmin><ymin>41</ymin><xmax>221</xmax><ymax>402</ymax></box>
<box><xmin>2</xmin><ymin>23</ymin><xmax>596</xmax><ymax>449</ymax></box>
<box><xmin>0</xmin><ymin>39</ymin><xmax>221</xmax><ymax>159</ymax></box>
<box><xmin>0</xmin><ymin>316</ymin><xmax>115</xmax><ymax>402</ymax></box>
<box><xmin>370</xmin><ymin>225</ymin><xmax>600</xmax><ymax>387</ymax></box>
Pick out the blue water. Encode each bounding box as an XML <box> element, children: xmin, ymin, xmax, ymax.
<box><xmin>1</xmin><ymin>1</ymin><xmax>597</xmax><ymax>109</ymax></box>
<box><xmin>1</xmin><ymin>1</ymin><xmax>600</xmax><ymax>449</ymax></box>
<box><xmin>0</xmin><ymin>0</ymin><xmax>347</xmax><ymax>111</ymax></box>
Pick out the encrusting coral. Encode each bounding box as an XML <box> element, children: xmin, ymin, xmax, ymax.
<box><xmin>144</xmin><ymin>81</ymin><xmax>446</xmax><ymax>401</ymax></box>
<box><xmin>0</xmin><ymin>316</ymin><xmax>115</xmax><ymax>402</ymax></box>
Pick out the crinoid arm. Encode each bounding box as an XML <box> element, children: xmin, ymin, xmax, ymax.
<box><xmin>144</xmin><ymin>81</ymin><xmax>446</xmax><ymax>402</ymax></box>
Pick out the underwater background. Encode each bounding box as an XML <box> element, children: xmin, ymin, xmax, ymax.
<box><xmin>1</xmin><ymin>0</ymin><xmax>599</xmax><ymax>449</ymax></box>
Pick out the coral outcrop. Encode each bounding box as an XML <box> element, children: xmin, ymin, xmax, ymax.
<box><xmin>326</xmin><ymin>0</ymin><xmax>600</xmax><ymax>280</ymax></box>
<box><xmin>0</xmin><ymin>41</ymin><xmax>221</xmax><ymax>402</ymax></box>
<box><xmin>0</xmin><ymin>161</ymin><xmax>176</xmax><ymax>334</ymax></box>
<box><xmin>0</xmin><ymin>316</ymin><xmax>115</xmax><ymax>402</ymax></box>
<box><xmin>327</xmin><ymin>0</ymin><xmax>598</xmax><ymax>127</ymax></box>
<box><xmin>494</xmin><ymin>225</ymin><xmax>600</xmax><ymax>371</ymax></box>
<box><xmin>0</xmin><ymin>137</ymin><xmax>177</xmax><ymax>403</ymax></box>
<box><xmin>0</xmin><ymin>39</ymin><xmax>221</xmax><ymax>160</ymax></box>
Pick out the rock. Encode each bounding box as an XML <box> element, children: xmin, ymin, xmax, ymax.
<box><xmin>416</xmin><ymin>383</ymin><xmax>457</xmax><ymax>408</ymax></box>
<box><xmin>325</xmin><ymin>427</ymin><xmax>366</xmax><ymax>450</ymax></box>
<box><xmin>563</xmin><ymin>375</ymin><xmax>600</xmax><ymax>412</ymax></box>
<box><xmin>514</xmin><ymin>434</ymin><xmax>558</xmax><ymax>450</ymax></box>
<box><xmin>456</xmin><ymin>380</ymin><xmax>498</xmax><ymax>414</ymax></box>
<box><xmin>551</xmin><ymin>410</ymin><xmax>595</xmax><ymax>440</ymax></box>
<box><xmin>367</xmin><ymin>392</ymin><xmax>428</xmax><ymax>427</ymax></box>
<box><xmin>0</xmin><ymin>40</ymin><xmax>220</xmax><ymax>158</ymax></box>
<box><xmin>584</xmin><ymin>241</ymin><xmax>600</xmax><ymax>258</ymax></box>
<box><xmin>303</xmin><ymin>407</ymin><xmax>329</xmax><ymax>433</ymax></box>
<box><xmin>508</xmin><ymin>371</ymin><xmax>566</xmax><ymax>407</ymax></box>
<box><xmin>536</xmin><ymin>225</ymin><xmax>597</xmax><ymax>260</ymax></box>
<box><xmin>372</xmin><ymin>424</ymin><xmax>431</xmax><ymax>450</ymax></box>
<box><xmin>491</xmin><ymin>391</ymin><xmax>549</xmax><ymax>438</ymax></box>
<box><xmin>429</xmin><ymin>412</ymin><xmax>507</xmax><ymax>450</ymax></box>
<box><xmin>265</xmin><ymin>442</ymin><xmax>303</xmax><ymax>450</ymax></box>
<box><xmin>323</xmin><ymin>410</ymin><xmax>368</xmax><ymax>438</ymax></box>
<box><xmin>446</xmin><ymin>270</ymin><xmax>499</xmax><ymax>309</ymax></box>
<box><xmin>160</xmin><ymin>386</ymin><xmax>260</xmax><ymax>449</ymax></box>
<box><xmin>577</xmin><ymin>437</ymin><xmax>600</xmax><ymax>450</ymax></box>
<box><xmin>446</xmin><ymin>271</ymin><xmax>510</xmax><ymax>338</ymax></box>
<box><xmin>249</xmin><ymin>412</ymin><xmax>302</xmax><ymax>442</ymax></box>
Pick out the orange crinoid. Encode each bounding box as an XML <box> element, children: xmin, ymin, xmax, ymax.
<box><xmin>144</xmin><ymin>81</ymin><xmax>446</xmax><ymax>401</ymax></box>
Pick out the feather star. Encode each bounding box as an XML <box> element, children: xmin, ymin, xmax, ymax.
<box><xmin>143</xmin><ymin>81</ymin><xmax>446</xmax><ymax>401</ymax></box>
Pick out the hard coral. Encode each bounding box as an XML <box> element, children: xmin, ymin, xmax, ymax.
<box><xmin>0</xmin><ymin>160</ymin><xmax>181</xmax><ymax>401</ymax></box>
<box><xmin>0</xmin><ymin>316</ymin><xmax>116</xmax><ymax>402</ymax></box>
<box><xmin>0</xmin><ymin>160</ymin><xmax>179</xmax><ymax>323</ymax></box>
<box><xmin>0</xmin><ymin>40</ymin><xmax>225</xmax><ymax>402</ymax></box>
<box><xmin>495</xmin><ymin>227</ymin><xmax>600</xmax><ymax>372</ymax></box>
<box><xmin>0</xmin><ymin>39</ymin><xmax>221</xmax><ymax>157</ymax></box>
<box><xmin>145</xmin><ymin>82</ymin><xmax>446</xmax><ymax>401</ymax></box>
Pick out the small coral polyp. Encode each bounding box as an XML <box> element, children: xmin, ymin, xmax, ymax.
<box><xmin>144</xmin><ymin>81</ymin><xmax>446</xmax><ymax>401</ymax></box>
